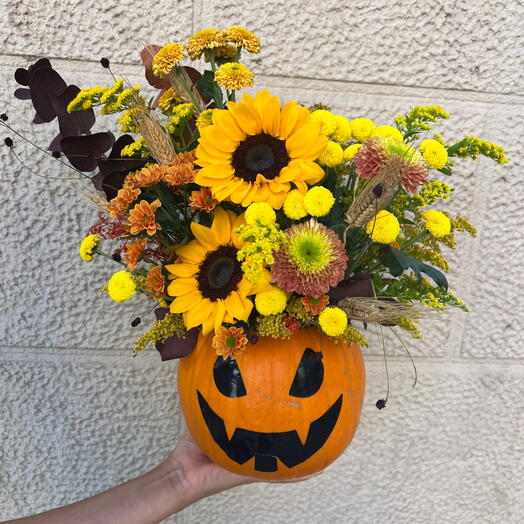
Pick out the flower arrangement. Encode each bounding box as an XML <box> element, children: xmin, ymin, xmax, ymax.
<box><xmin>2</xmin><ymin>27</ymin><xmax>508</xmax><ymax>392</ymax></box>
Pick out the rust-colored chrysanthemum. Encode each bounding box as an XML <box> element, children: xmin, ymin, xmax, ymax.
<box><xmin>108</xmin><ymin>187</ymin><xmax>141</xmax><ymax>218</ymax></box>
<box><xmin>123</xmin><ymin>239</ymin><xmax>147</xmax><ymax>271</ymax></box>
<box><xmin>128</xmin><ymin>199</ymin><xmax>162</xmax><ymax>236</ymax></box>
<box><xmin>353</xmin><ymin>136</ymin><xmax>429</xmax><ymax>193</ymax></box>
<box><xmin>189</xmin><ymin>187</ymin><xmax>219</xmax><ymax>212</ymax></box>
<box><xmin>212</xmin><ymin>326</ymin><xmax>248</xmax><ymax>359</ymax></box>
<box><xmin>300</xmin><ymin>294</ymin><xmax>330</xmax><ymax>315</ymax></box>
<box><xmin>187</xmin><ymin>29</ymin><xmax>228</xmax><ymax>60</ymax></box>
<box><xmin>272</xmin><ymin>219</ymin><xmax>348</xmax><ymax>297</ymax></box>
<box><xmin>145</xmin><ymin>265</ymin><xmax>165</xmax><ymax>296</ymax></box>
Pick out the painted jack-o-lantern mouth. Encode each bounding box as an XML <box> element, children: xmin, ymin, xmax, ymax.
<box><xmin>197</xmin><ymin>391</ymin><xmax>343</xmax><ymax>472</ymax></box>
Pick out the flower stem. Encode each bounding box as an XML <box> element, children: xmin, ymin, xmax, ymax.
<box><xmin>401</xmin><ymin>230</ymin><xmax>428</xmax><ymax>251</ymax></box>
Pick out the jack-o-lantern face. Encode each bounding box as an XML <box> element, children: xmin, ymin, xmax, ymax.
<box><xmin>177</xmin><ymin>328</ymin><xmax>365</xmax><ymax>480</ymax></box>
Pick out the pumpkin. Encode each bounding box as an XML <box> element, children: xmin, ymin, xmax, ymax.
<box><xmin>177</xmin><ymin>327</ymin><xmax>365</xmax><ymax>480</ymax></box>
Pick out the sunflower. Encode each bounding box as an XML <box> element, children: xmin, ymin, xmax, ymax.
<box><xmin>194</xmin><ymin>90</ymin><xmax>327</xmax><ymax>209</ymax></box>
<box><xmin>166</xmin><ymin>208</ymin><xmax>271</xmax><ymax>334</ymax></box>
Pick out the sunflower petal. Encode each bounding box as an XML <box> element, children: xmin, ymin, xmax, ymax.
<box><xmin>213</xmin><ymin>300</ymin><xmax>226</xmax><ymax>332</ymax></box>
<box><xmin>286</xmin><ymin>122</ymin><xmax>327</xmax><ymax>160</ymax></box>
<box><xmin>225</xmin><ymin>291</ymin><xmax>246</xmax><ymax>320</ymax></box>
<box><xmin>167</xmin><ymin>277</ymin><xmax>199</xmax><ymax>297</ymax></box>
<box><xmin>185</xmin><ymin>298</ymin><xmax>213</xmax><ymax>329</ymax></box>
<box><xmin>212</xmin><ymin>109</ymin><xmax>246</xmax><ymax>142</ymax></box>
<box><xmin>169</xmin><ymin>289</ymin><xmax>202</xmax><ymax>313</ymax></box>
<box><xmin>211</xmin><ymin>207</ymin><xmax>231</xmax><ymax>245</ymax></box>
<box><xmin>279</xmin><ymin>101</ymin><xmax>300</xmax><ymax>139</ymax></box>
<box><xmin>176</xmin><ymin>242</ymin><xmax>207</xmax><ymax>264</ymax></box>
<box><xmin>191</xmin><ymin>222</ymin><xmax>218</xmax><ymax>251</ymax></box>
<box><xmin>165</xmin><ymin>263</ymin><xmax>198</xmax><ymax>278</ymax></box>
<box><xmin>228</xmin><ymin>100</ymin><xmax>262</xmax><ymax>136</ymax></box>
<box><xmin>202</xmin><ymin>313</ymin><xmax>215</xmax><ymax>335</ymax></box>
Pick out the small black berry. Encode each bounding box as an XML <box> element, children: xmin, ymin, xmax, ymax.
<box><xmin>131</xmin><ymin>317</ymin><xmax>141</xmax><ymax>327</ymax></box>
<box><xmin>4</xmin><ymin>137</ymin><xmax>13</xmax><ymax>148</ymax></box>
<box><xmin>0</xmin><ymin>113</ymin><xmax>7</xmax><ymax>122</ymax></box>
<box><xmin>100</xmin><ymin>57</ymin><xmax>110</xmax><ymax>69</ymax></box>
<box><xmin>112</xmin><ymin>252</ymin><xmax>122</xmax><ymax>262</ymax></box>
<box><xmin>376</xmin><ymin>399</ymin><xmax>387</xmax><ymax>410</ymax></box>
<box><xmin>373</xmin><ymin>184</ymin><xmax>384</xmax><ymax>197</ymax></box>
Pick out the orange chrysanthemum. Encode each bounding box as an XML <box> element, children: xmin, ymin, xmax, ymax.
<box><xmin>108</xmin><ymin>187</ymin><xmax>141</xmax><ymax>218</ymax></box>
<box><xmin>164</xmin><ymin>162</ymin><xmax>196</xmax><ymax>186</ymax></box>
<box><xmin>212</xmin><ymin>326</ymin><xmax>248</xmax><ymax>359</ymax></box>
<box><xmin>173</xmin><ymin>150</ymin><xmax>197</xmax><ymax>165</ymax></box>
<box><xmin>300</xmin><ymin>295</ymin><xmax>330</xmax><ymax>315</ymax></box>
<box><xmin>123</xmin><ymin>239</ymin><xmax>147</xmax><ymax>271</ymax></box>
<box><xmin>145</xmin><ymin>265</ymin><xmax>165</xmax><ymax>296</ymax></box>
<box><xmin>189</xmin><ymin>187</ymin><xmax>218</xmax><ymax>212</ymax></box>
<box><xmin>128</xmin><ymin>199</ymin><xmax>162</xmax><ymax>236</ymax></box>
<box><xmin>129</xmin><ymin>165</ymin><xmax>166</xmax><ymax>189</ymax></box>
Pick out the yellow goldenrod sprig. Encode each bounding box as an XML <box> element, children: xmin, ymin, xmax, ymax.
<box><xmin>447</xmin><ymin>135</ymin><xmax>509</xmax><ymax>164</ymax></box>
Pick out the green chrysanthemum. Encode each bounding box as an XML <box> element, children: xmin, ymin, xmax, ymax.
<box><xmin>272</xmin><ymin>219</ymin><xmax>348</xmax><ymax>296</ymax></box>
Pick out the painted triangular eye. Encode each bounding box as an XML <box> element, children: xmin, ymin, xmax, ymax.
<box><xmin>289</xmin><ymin>348</ymin><xmax>324</xmax><ymax>398</ymax></box>
<box><xmin>214</xmin><ymin>357</ymin><xmax>247</xmax><ymax>398</ymax></box>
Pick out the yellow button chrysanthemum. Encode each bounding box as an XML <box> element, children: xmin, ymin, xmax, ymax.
<box><xmin>318</xmin><ymin>141</ymin><xmax>344</xmax><ymax>167</ymax></box>
<box><xmin>283</xmin><ymin>189</ymin><xmax>308</xmax><ymax>220</ymax></box>
<box><xmin>343</xmin><ymin>143</ymin><xmax>361</xmax><ymax>161</ymax></box>
<box><xmin>79</xmin><ymin>234</ymin><xmax>100</xmax><ymax>262</ymax></box>
<box><xmin>107</xmin><ymin>271</ymin><xmax>136</xmax><ymax>302</ymax></box>
<box><xmin>244</xmin><ymin>202</ymin><xmax>276</xmax><ymax>225</ymax></box>
<box><xmin>195</xmin><ymin>90</ymin><xmax>327</xmax><ymax>209</ymax></box>
<box><xmin>310</xmin><ymin>109</ymin><xmax>337</xmax><ymax>136</ymax></box>
<box><xmin>366</xmin><ymin>210</ymin><xmax>400</xmax><ymax>244</ymax></box>
<box><xmin>331</xmin><ymin>115</ymin><xmax>352</xmax><ymax>143</ymax></box>
<box><xmin>255</xmin><ymin>286</ymin><xmax>288</xmax><ymax>315</ymax></box>
<box><xmin>303</xmin><ymin>186</ymin><xmax>335</xmax><ymax>217</ymax></box>
<box><xmin>371</xmin><ymin>125</ymin><xmax>404</xmax><ymax>143</ymax></box>
<box><xmin>351</xmin><ymin>117</ymin><xmax>376</xmax><ymax>142</ymax></box>
<box><xmin>319</xmin><ymin>307</ymin><xmax>348</xmax><ymax>336</ymax></box>
<box><xmin>421</xmin><ymin>210</ymin><xmax>451</xmax><ymax>237</ymax></box>
<box><xmin>420</xmin><ymin>139</ymin><xmax>448</xmax><ymax>169</ymax></box>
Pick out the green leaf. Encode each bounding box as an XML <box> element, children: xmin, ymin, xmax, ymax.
<box><xmin>380</xmin><ymin>247</ymin><xmax>448</xmax><ymax>289</ymax></box>
<box><xmin>197</xmin><ymin>70</ymin><xmax>217</xmax><ymax>100</ymax></box>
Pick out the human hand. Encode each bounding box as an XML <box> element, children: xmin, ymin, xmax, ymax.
<box><xmin>165</xmin><ymin>430</ymin><xmax>322</xmax><ymax>503</ymax></box>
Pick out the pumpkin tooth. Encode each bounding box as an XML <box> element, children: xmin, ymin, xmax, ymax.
<box><xmin>223</xmin><ymin>417</ymin><xmax>237</xmax><ymax>442</ymax></box>
<box><xmin>295</xmin><ymin>419</ymin><xmax>310</xmax><ymax>446</ymax></box>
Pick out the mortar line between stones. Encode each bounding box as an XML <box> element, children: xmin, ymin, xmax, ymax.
<box><xmin>1</xmin><ymin>346</ymin><xmax>523</xmax><ymax>366</ymax></box>
<box><xmin>0</xmin><ymin>53</ymin><xmax>522</xmax><ymax>106</ymax></box>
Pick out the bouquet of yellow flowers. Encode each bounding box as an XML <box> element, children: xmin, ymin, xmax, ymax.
<box><xmin>2</xmin><ymin>26</ymin><xmax>508</xmax><ymax>479</ymax></box>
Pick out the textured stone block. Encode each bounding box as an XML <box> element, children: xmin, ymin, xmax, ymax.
<box><xmin>1</xmin><ymin>0</ymin><xmax>193</xmax><ymax>64</ymax></box>
<box><xmin>1</xmin><ymin>352</ymin><xmax>523</xmax><ymax>523</ymax></box>
<box><xmin>195</xmin><ymin>0</ymin><xmax>524</xmax><ymax>95</ymax></box>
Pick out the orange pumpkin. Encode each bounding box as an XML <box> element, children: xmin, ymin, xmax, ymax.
<box><xmin>178</xmin><ymin>327</ymin><xmax>365</xmax><ymax>479</ymax></box>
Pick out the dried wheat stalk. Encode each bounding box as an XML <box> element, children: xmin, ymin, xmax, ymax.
<box><xmin>345</xmin><ymin>156</ymin><xmax>404</xmax><ymax>228</ymax></box>
<box><xmin>134</xmin><ymin>108</ymin><xmax>177</xmax><ymax>165</ymax></box>
<box><xmin>69</xmin><ymin>180</ymin><xmax>110</xmax><ymax>212</ymax></box>
<box><xmin>339</xmin><ymin>297</ymin><xmax>420</xmax><ymax>325</ymax></box>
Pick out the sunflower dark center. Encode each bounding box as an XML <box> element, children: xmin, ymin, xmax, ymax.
<box><xmin>197</xmin><ymin>245</ymin><xmax>243</xmax><ymax>301</ymax></box>
<box><xmin>232</xmin><ymin>133</ymin><xmax>290</xmax><ymax>182</ymax></box>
